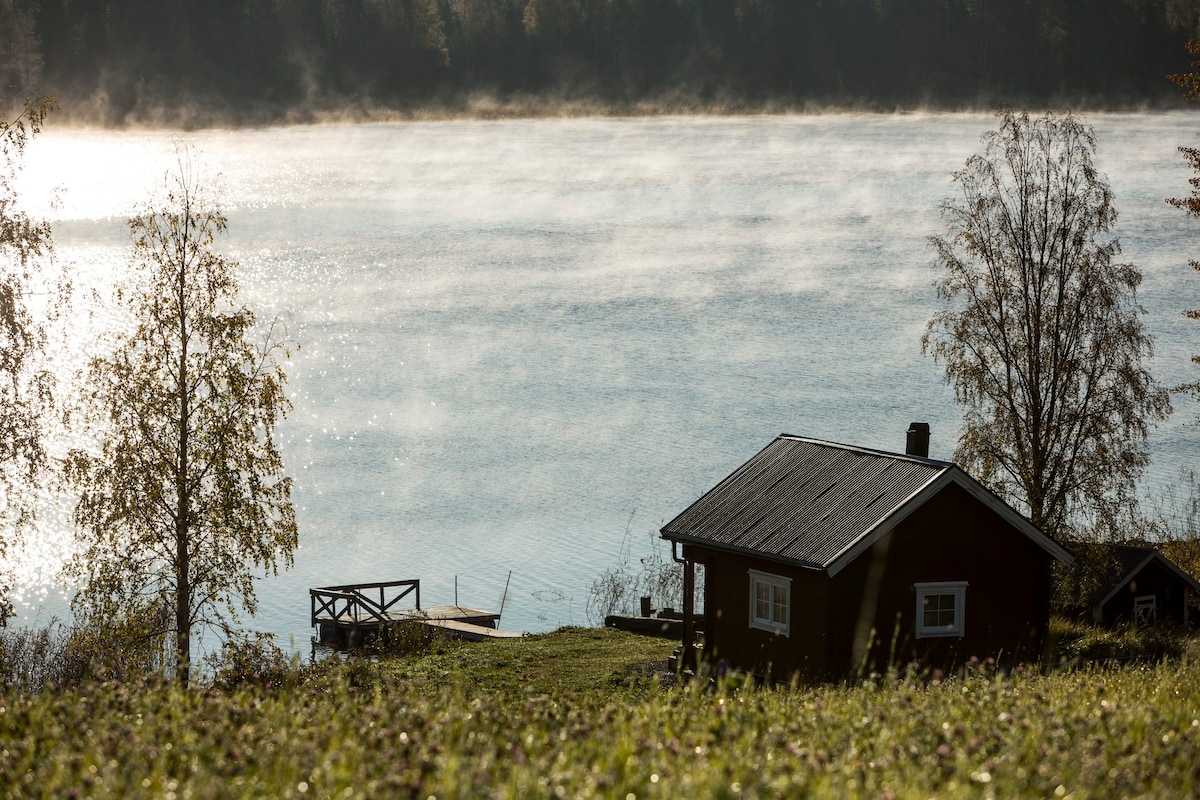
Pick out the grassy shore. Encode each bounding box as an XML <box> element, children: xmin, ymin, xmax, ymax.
<box><xmin>2</xmin><ymin>626</ymin><xmax>1199</xmax><ymax>798</ymax></box>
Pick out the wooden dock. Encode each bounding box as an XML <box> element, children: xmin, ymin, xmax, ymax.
<box><xmin>421</xmin><ymin>616</ymin><xmax>524</xmax><ymax>641</ymax></box>
<box><xmin>310</xmin><ymin>580</ymin><xmax>521</xmax><ymax>648</ymax></box>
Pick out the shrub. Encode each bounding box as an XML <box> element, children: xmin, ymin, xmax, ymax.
<box><xmin>210</xmin><ymin>631</ymin><xmax>296</xmax><ymax>690</ymax></box>
<box><xmin>0</xmin><ymin>613</ymin><xmax>166</xmax><ymax>692</ymax></box>
<box><xmin>374</xmin><ymin>619</ymin><xmax>454</xmax><ymax>657</ymax></box>
<box><xmin>0</xmin><ymin>624</ymin><xmax>65</xmax><ymax>693</ymax></box>
<box><xmin>587</xmin><ymin>523</ymin><xmax>702</xmax><ymax>624</ymax></box>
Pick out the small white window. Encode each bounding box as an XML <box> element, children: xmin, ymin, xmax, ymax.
<box><xmin>749</xmin><ymin>570</ymin><xmax>790</xmax><ymax>636</ymax></box>
<box><xmin>1134</xmin><ymin>595</ymin><xmax>1157</xmax><ymax>627</ymax></box>
<box><xmin>915</xmin><ymin>581</ymin><xmax>967</xmax><ymax>638</ymax></box>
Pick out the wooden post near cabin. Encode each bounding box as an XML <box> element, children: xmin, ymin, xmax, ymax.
<box><xmin>682</xmin><ymin>556</ymin><xmax>696</xmax><ymax>670</ymax></box>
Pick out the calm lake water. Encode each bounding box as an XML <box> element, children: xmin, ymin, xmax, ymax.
<box><xmin>9</xmin><ymin>112</ymin><xmax>1200</xmax><ymax>653</ymax></box>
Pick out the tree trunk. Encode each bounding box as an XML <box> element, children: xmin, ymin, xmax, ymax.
<box><xmin>175</xmin><ymin>238</ymin><xmax>191</xmax><ymax>689</ymax></box>
<box><xmin>176</xmin><ymin>529</ymin><xmax>190</xmax><ymax>687</ymax></box>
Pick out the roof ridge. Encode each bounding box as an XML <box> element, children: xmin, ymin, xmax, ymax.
<box><xmin>777</xmin><ymin>433</ymin><xmax>956</xmax><ymax>469</ymax></box>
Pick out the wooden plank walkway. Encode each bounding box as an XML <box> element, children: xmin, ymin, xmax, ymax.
<box><xmin>422</xmin><ymin>618</ymin><xmax>524</xmax><ymax>641</ymax></box>
<box><xmin>316</xmin><ymin>605</ymin><xmax>500</xmax><ymax>627</ymax></box>
<box><xmin>310</xmin><ymin>580</ymin><xmax>521</xmax><ymax>648</ymax></box>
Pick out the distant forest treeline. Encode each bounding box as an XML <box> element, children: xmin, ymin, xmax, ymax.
<box><xmin>3</xmin><ymin>0</ymin><xmax>1200</xmax><ymax>124</ymax></box>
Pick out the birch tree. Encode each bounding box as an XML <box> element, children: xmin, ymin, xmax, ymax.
<box><xmin>1156</xmin><ymin>42</ymin><xmax>1200</xmax><ymax>567</ymax></box>
<box><xmin>66</xmin><ymin>158</ymin><xmax>296</xmax><ymax>686</ymax></box>
<box><xmin>1169</xmin><ymin>41</ymin><xmax>1200</xmax><ymax>408</ymax></box>
<box><xmin>923</xmin><ymin>108</ymin><xmax>1170</xmax><ymax>540</ymax></box>
<box><xmin>0</xmin><ymin>96</ymin><xmax>61</xmax><ymax>626</ymax></box>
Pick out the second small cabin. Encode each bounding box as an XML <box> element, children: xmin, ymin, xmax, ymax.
<box><xmin>1056</xmin><ymin>544</ymin><xmax>1200</xmax><ymax>628</ymax></box>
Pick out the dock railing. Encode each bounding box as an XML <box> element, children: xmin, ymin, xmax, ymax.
<box><xmin>310</xmin><ymin>579</ymin><xmax>421</xmax><ymax>627</ymax></box>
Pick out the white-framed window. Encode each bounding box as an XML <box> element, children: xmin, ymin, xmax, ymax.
<box><xmin>749</xmin><ymin>569</ymin><xmax>790</xmax><ymax>636</ymax></box>
<box><xmin>1134</xmin><ymin>595</ymin><xmax>1157</xmax><ymax>627</ymax></box>
<box><xmin>915</xmin><ymin>581</ymin><xmax>968</xmax><ymax>639</ymax></box>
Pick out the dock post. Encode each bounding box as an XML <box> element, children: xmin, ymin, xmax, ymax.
<box><xmin>499</xmin><ymin>571</ymin><xmax>512</xmax><ymax>620</ymax></box>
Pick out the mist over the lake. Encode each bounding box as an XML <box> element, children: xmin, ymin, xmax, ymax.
<box><xmin>9</xmin><ymin>112</ymin><xmax>1200</xmax><ymax>649</ymax></box>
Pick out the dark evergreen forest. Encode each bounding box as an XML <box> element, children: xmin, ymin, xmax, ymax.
<box><xmin>3</xmin><ymin>0</ymin><xmax>1200</xmax><ymax>124</ymax></box>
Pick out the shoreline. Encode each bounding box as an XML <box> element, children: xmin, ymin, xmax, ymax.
<box><xmin>33</xmin><ymin>92</ymin><xmax>1196</xmax><ymax>133</ymax></box>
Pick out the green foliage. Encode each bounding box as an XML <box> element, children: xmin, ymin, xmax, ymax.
<box><xmin>924</xmin><ymin>108</ymin><xmax>1171</xmax><ymax>540</ymax></box>
<box><xmin>65</xmin><ymin>153</ymin><xmax>297</xmax><ymax>686</ymax></box>
<box><xmin>2</xmin><ymin>628</ymin><xmax>1200</xmax><ymax>797</ymax></box>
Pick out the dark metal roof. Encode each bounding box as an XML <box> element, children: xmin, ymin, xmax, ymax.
<box><xmin>660</xmin><ymin>435</ymin><xmax>953</xmax><ymax>570</ymax></box>
<box><xmin>1098</xmin><ymin>545</ymin><xmax>1160</xmax><ymax>599</ymax></box>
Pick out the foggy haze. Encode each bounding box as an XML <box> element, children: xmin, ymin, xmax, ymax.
<box><xmin>9</xmin><ymin>112</ymin><xmax>1200</xmax><ymax>648</ymax></box>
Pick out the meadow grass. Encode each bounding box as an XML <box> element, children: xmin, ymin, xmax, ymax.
<box><xmin>371</xmin><ymin>625</ymin><xmax>680</xmax><ymax>696</ymax></box>
<box><xmin>1</xmin><ymin>626</ymin><xmax>1199</xmax><ymax>798</ymax></box>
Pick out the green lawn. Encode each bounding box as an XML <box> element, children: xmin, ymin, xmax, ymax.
<box><xmin>373</xmin><ymin>625</ymin><xmax>679</xmax><ymax>696</ymax></box>
<box><xmin>2</xmin><ymin>627</ymin><xmax>1199</xmax><ymax>798</ymax></box>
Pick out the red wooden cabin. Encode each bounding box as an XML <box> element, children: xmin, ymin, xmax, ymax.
<box><xmin>661</xmin><ymin>429</ymin><xmax>1074</xmax><ymax>682</ymax></box>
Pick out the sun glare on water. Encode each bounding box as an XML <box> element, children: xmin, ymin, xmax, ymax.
<box><xmin>6</xmin><ymin>130</ymin><xmax>181</xmax><ymax>620</ymax></box>
<box><xmin>16</xmin><ymin>130</ymin><xmax>183</xmax><ymax>222</ymax></box>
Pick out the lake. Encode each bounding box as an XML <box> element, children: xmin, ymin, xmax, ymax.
<box><xmin>9</xmin><ymin>111</ymin><xmax>1200</xmax><ymax>653</ymax></box>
